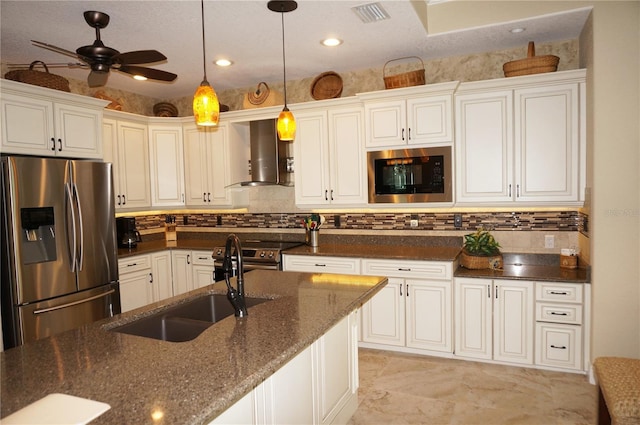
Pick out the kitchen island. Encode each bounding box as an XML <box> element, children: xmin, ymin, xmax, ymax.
<box><xmin>0</xmin><ymin>270</ymin><xmax>387</xmax><ymax>424</ymax></box>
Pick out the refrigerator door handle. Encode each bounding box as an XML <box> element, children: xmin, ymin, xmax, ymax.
<box><xmin>64</xmin><ymin>181</ymin><xmax>77</xmax><ymax>272</ymax></box>
<box><xmin>73</xmin><ymin>182</ymin><xmax>84</xmax><ymax>271</ymax></box>
<box><xmin>33</xmin><ymin>289</ymin><xmax>116</xmax><ymax>315</ymax></box>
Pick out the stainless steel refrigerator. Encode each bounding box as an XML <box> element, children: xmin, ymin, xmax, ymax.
<box><xmin>1</xmin><ymin>156</ymin><xmax>120</xmax><ymax>349</ymax></box>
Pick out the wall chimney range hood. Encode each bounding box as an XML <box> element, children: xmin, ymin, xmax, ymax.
<box><xmin>240</xmin><ymin>119</ymin><xmax>294</xmax><ymax>186</ymax></box>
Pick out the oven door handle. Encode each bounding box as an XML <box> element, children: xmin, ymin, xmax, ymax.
<box><xmin>213</xmin><ymin>260</ymin><xmax>279</xmax><ymax>271</ymax></box>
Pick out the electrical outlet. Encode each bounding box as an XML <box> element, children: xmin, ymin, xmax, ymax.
<box><xmin>544</xmin><ymin>235</ymin><xmax>555</xmax><ymax>249</ymax></box>
<box><xmin>410</xmin><ymin>219</ymin><xmax>419</xmax><ymax>228</ymax></box>
<box><xmin>454</xmin><ymin>214</ymin><xmax>462</xmax><ymax>228</ymax></box>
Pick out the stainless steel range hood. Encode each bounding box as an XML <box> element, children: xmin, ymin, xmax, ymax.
<box><xmin>241</xmin><ymin>119</ymin><xmax>294</xmax><ymax>186</ymax></box>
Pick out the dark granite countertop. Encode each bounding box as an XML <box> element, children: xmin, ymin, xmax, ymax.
<box><xmin>0</xmin><ymin>270</ymin><xmax>386</xmax><ymax>424</ymax></box>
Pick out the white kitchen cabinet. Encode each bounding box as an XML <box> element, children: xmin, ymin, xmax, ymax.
<box><xmin>454</xmin><ymin>278</ymin><xmax>534</xmax><ymax>365</ymax></box>
<box><xmin>0</xmin><ymin>80</ymin><xmax>106</xmax><ymax>159</ymax></box>
<box><xmin>150</xmin><ymin>251</ymin><xmax>173</xmax><ymax>301</ymax></box>
<box><xmin>282</xmin><ymin>254</ymin><xmax>361</xmax><ymax>275</ymax></box>
<box><xmin>183</xmin><ymin>122</ymin><xmax>250</xmax><ymax>208</ymax></box>
<box><xmin>118</xmin><ymin>255</ymin><xmax>153</xmax><ymax>313</ymax></box>
<box><xmin>294</xmin><ymin>105</ymin><xmax>367</xmax><ymax>206</ymax></box>
<box><xmin>148</xmin><ymin>122</ymin><xmax>185</xmax><ymax>207</ymax></box>
<box><xmin>103</xmin><ymin>112</ymin><xmax>151</xmax><ymax>210</ymax></box>
<box><xmin>360</xmin><ymin>259</ymin><xmax>453</xmax><ymax>353</ymax></box>
<box><xmin>209</xmin><ymin>312</ymin><xmax>358</xmax><ymax>425</ymax></box>
<box><xmin>171</xmin><ymin>250</ymin><xmax>194</xmax><ymax>296</ymax></box>
<box><xmin>455</xmin><ymin>69</ymin><xmax>585</xmax><ymax>205</ymax></box>
<box><xmin>535</xmin><ymin>281</ymin><xmax>587</xmax><ymax>371</ymax></box>
<box><xmin>191</xmin><ymin>250</ymin><xmax>216</xmax><ymax>289</ymax></box>
<box><xmin>357</xmin><ymin>82</ymin><xmax>457</xmax><ymax>149</ymax></box>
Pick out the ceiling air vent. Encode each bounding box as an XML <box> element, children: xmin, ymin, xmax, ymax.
<box><xmin>351</xmin><ymin>2</ymin><xmax>390</xmax><ymax>23</ymax></box>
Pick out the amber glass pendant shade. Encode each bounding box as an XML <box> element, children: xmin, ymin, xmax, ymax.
<box><xmin>277</xmin><ymin>107</ymin><xmax>296</xmax><ymax>141</ymax></box>
<box><xmin>193</xmin><ymin>80</ymin><xmax>219</xmax><ymax>126</ymax></box>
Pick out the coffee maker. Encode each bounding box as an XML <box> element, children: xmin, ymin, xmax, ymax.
<box><xmin>116</xmin><ymin>216</ymin><xmax>141</xmax><ymax>248</ymax></box>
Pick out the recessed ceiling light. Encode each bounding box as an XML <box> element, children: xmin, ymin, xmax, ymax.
<box><xmin>510</xmin><ymin>27</ymin><xmax>526</xmax><ymax>34</ymax></box>
<box><xmin>322</xmin><ymin>38</ymin><xmax>342</xmax><ymax>47</ymax></box>
<box><xmin>215</xmin><ymin>59</ymin><xmax>233</xmax><ymax>67</ymax></box>
<box><xmin>133</xmin><ymin>75</ymin><xmax>147</xmax><ymax>81</ymax></box>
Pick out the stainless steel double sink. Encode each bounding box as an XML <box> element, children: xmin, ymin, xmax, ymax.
<box><xmin>112</xmin><ymin>294</ymin><xmax>270</xmax><ymax>342</ymax></box>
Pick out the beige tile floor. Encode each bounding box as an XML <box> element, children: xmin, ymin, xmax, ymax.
<box><xmin>349</xmin><ymin>349</ymin><xmax>597</xmax><ymax>425</ymax></box>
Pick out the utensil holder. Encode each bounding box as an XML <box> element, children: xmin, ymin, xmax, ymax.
<box><xmin>308</xmin><ymin>230</ymin><xmax>319</xmax><ymax>247</ymax></box>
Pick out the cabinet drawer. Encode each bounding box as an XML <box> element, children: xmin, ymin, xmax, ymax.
<box><xmin>192</xmin><ymin>250</ymin><xmax>215</xmax><ymax>266</ymax></box>
<box><xmin>535</xmin><ymin>322</ymin><xmax>582</xmax><ymax>370</ymax></box>
<box><xmin>536</xmin><ymin>303</ymin><xmax>582</xmax><ymax>325</ymax></box>
<box><xmin>362</xmin><ymin>259</ymin><xmax>451</xmax><ymax>280</ymax></box>
<box><xmin>536</xmin><ymin>282</ymin><xmax>583</xmax><ymax>303</ymax></box>
<box><xmin>118</xmin><ymin>254</ymin><xmax>151</xmax><ymax>274</ymax></box>
<box><xmin>283</xmin><ymin>255</ymin><xmax>360</xmax><ymax>275</ymax></box>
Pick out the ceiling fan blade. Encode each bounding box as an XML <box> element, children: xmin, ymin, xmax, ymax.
<box><xmin>118</xmin><ymin>65</ymin><xmax>177</xmax><ymax>82</ymax></box>
<box><xmin>115</xmin><ymin>50</ymin><xmax>167</xmax><ymax>65</ymax></box>
<box><xmin>88</xmin><ymin>70</ymin><xmax>109</xmax><ymax>88</ymax></box>
<box><xmin>31</xmin><ymin>40</ymin><xmax>84</xmax><ymax>61</ymax></box>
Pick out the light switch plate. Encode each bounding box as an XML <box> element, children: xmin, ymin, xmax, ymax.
<box><xmin>545</xmin><ymin>235</ymin><xmax>555</xmax><ymax>249</ymax></box>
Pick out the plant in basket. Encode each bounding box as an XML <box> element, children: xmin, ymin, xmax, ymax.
<box><xmin>461</xmin><ymin>228</ymin><xmax>503</xmax><ymax>270</ymax></box>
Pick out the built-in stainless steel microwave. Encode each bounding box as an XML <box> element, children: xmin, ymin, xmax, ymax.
<box><xmin>367</xmin><ymin>146</ymin><xmax>452</xmax><ymax>203</ymax></box>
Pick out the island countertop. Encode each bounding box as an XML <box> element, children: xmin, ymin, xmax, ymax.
<box><xmin>0</xmin><ymin>270</ymin><xmax>387</xmax><ymax>424</ymax></box>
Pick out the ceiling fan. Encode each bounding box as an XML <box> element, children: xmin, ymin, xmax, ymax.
<box><xmin>28</xmin><ymin>10</ymin><xmax>177</xmax><ymax>88</ymax></box>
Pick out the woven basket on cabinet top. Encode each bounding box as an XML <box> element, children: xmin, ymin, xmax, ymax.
<box><xmin>503</xmin><ymin>42</ymin><xmax>559</xmax><ymax>77</ymax></box>
<box><xmin>383</xmin><ymin>56</ymin><xmax>425</xmax><ymax>89</ymax></box>
<box><xmin>310</xmin><ymin>71</ymin><xmax>343</xmax><ymax>100</ymax></box>
<box><xmin>4</xmin><ymin>61</ymin><xmax>70</xmax><ymax>92</ymax></box>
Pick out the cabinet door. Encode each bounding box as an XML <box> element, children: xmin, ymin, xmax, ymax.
<box><xmin>192</xmin><ymin>250</ymin><xmax>215</xmax><ymax>289</ymax></box>
<box><xmin>493</xmin><ymin>280</ymin><xmax>534</xmax><ymax>365</ymax></box>
<box><xmin>54</xmin><ymin>102</ymin><xmax>102</xmax><ymax>159</ymax></box>
<box><xmin>117</xmin><ymin>120</ymin><xmax>151</xmax><ymax>209</ymax></box>
<box><xmin>208</xmin><ymin>124</ymin><xmax>232</xmax><ymax>206</ymax></box>
<box><xmin>102</xmin><ymin>118</ymin><xmax>123</xmax><ymax>208</ymax></box>
<box><xmin>149</xmin><ymin>125</ymin><xmax>185</xmax><ymax>206</ymax></box>
<box><xmin>364</xmin><ymin>99</ymin><xmax>406</xmax><ymax>148</ymax></box>
<box><xmin>515</xmin><ymin>83</ymin><xmax>579</xmax><ymax>202</ymax></box>
<box><xmin>183</xmin><ymin>124</ymin><xmax>210</xmax><ymax>207</ymax></box>
<box><xmin>455</xmin><ymin>90</ymin><xmax>514</xmax><ymax>203</ymax></box>
<box><xmin>535</xmin><ymin>322</ymin><xmax>582</xmax><ymax>370</ymax></box>
<box><xmin>407</xmin><ymin>95</ymin><xmax>452</xmax><ymax>145</ymax></box>
<box><xmin>171</xmin><ymin>251</ymin><xmax>193</xmax><ymax>296</ymax></box>
<box><xmin>406</xmin><ymin>279</ymin><xmax>452</xmax><ymax>352</ymax></box>
<box><xmin>294</xmin><ymin>111</ymin><xmax>330</xmax><ymax>205</ymax></box>
<box><xmin>328</xmin><ymin>107</ymin><xmax>367</xmax><ymax>205</ymax></box>
<box><xmin>119</xmin><ymin>270</ymin><xmax>153</xmax><ymax>313</ymax></box>
<box><xmin>454</xmin><ymin>278</ymin><xmax>492</xmax><ymax>360</ymax></box>
<box><xmin>1</xmin><ymin>93</ymin><xmax>55</xmax><ymax>155</ymax></box>
<box><xmin>360</xmin><ymin>278</ymin><xmax>404</xmax><ymax>346</ymax></box>
<box><xmin>150</xmin><ymin>251</ymin><xmax>173</xmax><ymax>302</ymax></box>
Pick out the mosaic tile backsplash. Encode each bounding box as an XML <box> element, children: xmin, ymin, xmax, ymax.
<box><xmin>134</xmin><ymin>211</ymin><xmax>587</xmax><ymax>234</ymax></box>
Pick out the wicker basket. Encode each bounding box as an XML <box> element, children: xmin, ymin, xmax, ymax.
<box><xmin>383</xmin><ymin>56</ymin><xmax>425</xmax><ymax>89</ymax></box>
<box><xmin>4</xmin><ymin>61</ymin><xmax>70</xmax><ymax>92</ymax></box>
<box><xmin>503</xmin><ymin>42</ymin><xmax>559</xmax><ymax>77</ymax></box>
<box><xmin>310</xmin><ymin>71</ymin><xmax>343</xmax><ymax>100</ymax></box>
<box><xmin>243</xmin><ymin>82</ymin><xmax>284</xmax><ymax>109</ymax></box>
<box><xmin>460</xmin><ymin>250</ymin><xmax>503</xmax><ymax>270</ymax></box>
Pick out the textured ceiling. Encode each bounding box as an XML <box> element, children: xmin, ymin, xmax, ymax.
<box><xmin>0</xmin><ymin>1</ymin><xmax>591</xmax><ymax>100</ymax></box>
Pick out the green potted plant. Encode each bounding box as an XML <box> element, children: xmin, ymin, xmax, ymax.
<box><xmin>461</xmin><ymin>228</ymin><xmax>503</xmax><ymax>269</ymax></box>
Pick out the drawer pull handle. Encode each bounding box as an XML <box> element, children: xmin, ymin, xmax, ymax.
<box><xmin>550</xmin><ymin>312</ymin><xmax>568</xmax><ymax>316</ymax></box>
<box><xmin>549</xmin><ymin>291</ymin><xmax>569</xmax><ymax>295</ymax></box>
<box><xmin>127</xmin><ymin>263</ymin><xmax>137</xmax><ymax>267</ymax></box>
<box><xmin>397</xmin><ymin>268</ymin><xmax>411</xmax><ymax>271</ymax></box>
<box><xmin>314</xmin><ymin>264</ymin><xmax>326</xmax><ymax>267</ymax></box>
<box><xmin>198</xmin><ymin>257</ymin><xmax>208</xmax><ymax>260</ymax></box>
<box><xmin>550</xmin><ymin>345</ymin><xmax>567</xmax><ymax>350</ymax></box>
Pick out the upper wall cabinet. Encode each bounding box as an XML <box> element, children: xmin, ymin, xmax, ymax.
<box><xmin>294</xmin><ymin>104</ymin><xmax>368</xmax><ymax>206</ymax></box>
<box><xmin>103</xmin><ymin>111</ymin><xmax>151</xmax><ymax>210</ymax></box>
<box><xmin>148</xmin><ymin>120</ymin><xmax>185</xmax><ymax>207</ymax></box>
<box><xmin>1</xmin><ymin>80</ymin><xmax>108</xmax><ymax>159</ymax></box>
<box><xmin>455</xmin><ymin>70</ymin><xmax>586</xmax><ymax>206</ymax></box>
<box><xmin>357</xmin><ymin>82</ymin><xmax>458</xmax><ymax>149</ymax></box>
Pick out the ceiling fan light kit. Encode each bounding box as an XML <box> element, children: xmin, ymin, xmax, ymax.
<box><xmin>268</xmin><ymin>0</ymin><xmax>297</xmax><ymax>142</ymax></box>
<box><xmin>193</xmin><ymin>0</ymin><xmax>219</xmax><ymax>126</ymax></box>
<box><xmin>29</xmin><ymin>10</ymin><xmax>176</xmax><ymax>88</ymax></box>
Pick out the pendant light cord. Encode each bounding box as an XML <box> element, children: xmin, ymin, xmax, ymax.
<box><xmin>280</xmin><ymin>10</ymin><xmax>288</xmax><ymax>108</ymax></box>
<box><xmin>200</xmin><ymin>0</ymin><xmax>207</xmax><ymax>81</ymax></box>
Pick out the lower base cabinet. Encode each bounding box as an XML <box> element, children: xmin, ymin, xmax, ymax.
<box><xmin>118</xmin><ymin>252</ymin><xmax>173</xmax><ymax>312</ymax></box>
<box><xmin>209</xmin><ymin>311</ymin><xmax>359</xmax><ymax>425</ymax></box>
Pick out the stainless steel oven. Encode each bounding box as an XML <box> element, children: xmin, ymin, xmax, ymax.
<box><xmin>211</xmin><ymin>240</ymin><xmax>303</xmax><ymax>281</ymax></box>
<box><xmin>367</xmin><ymin>146</ymin><xmax>453</xmax><ymax>203</ymax></box>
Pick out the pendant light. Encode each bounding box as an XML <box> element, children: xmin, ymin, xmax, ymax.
<box><xmin>268</xmin><ymin>0</ymin><xmax>297</xmax><ymax>141</ymax></box>
<box><xmin>193</xmin><ymin>0</ymin><xmax>219</xmax><ymax>126</ymax></box>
